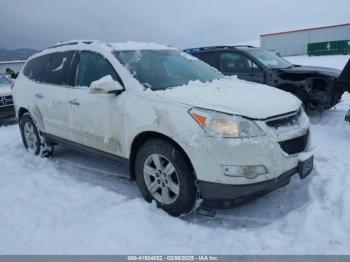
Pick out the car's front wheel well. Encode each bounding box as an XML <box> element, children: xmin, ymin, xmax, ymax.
<box><xmin>129</xmin><ymin>132</ymin><xmax>194</xmax><ymax>180</ymax></box>
<box><xmin>18</xmin><ymin>107</ymin><xmax>29</xmax><ymax>120</ymax></box>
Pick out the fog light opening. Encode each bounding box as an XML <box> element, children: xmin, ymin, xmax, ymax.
<box><xmin>221</xmin><ymin>165</ymin><xmax>268</xmax><ymax>179</ymax></box>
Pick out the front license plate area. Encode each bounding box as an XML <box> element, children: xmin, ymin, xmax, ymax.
<box><xmin>298</xmin><ymin>155</ymin><xmax>314</xmax><ymax>179</ymax></box>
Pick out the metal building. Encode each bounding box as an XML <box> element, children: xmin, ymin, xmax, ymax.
<box><xmin>0</xmin><ymin>61</ymin><xmax>26</xmax><ymax>75</ymax></box>
<box><xmin>260</xmin><ymin>23</ymin><xmax>350</xmax><ymax>56</ymax></box>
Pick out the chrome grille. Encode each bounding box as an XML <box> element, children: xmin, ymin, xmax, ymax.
<box><xmin>0</xmin><ymin>95</ymin><xmax>13</xmax><ymax>108</ymax></box>
<box><xmin>266</xmin><ymin>109</ymin><xmax>302</xmax><ymax>130</ymax></box>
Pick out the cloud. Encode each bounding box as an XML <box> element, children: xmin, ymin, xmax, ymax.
<box><xmin>0</xmin><ymin>0</ymin><xmax>349</xmax><ymax>49</ymax></box>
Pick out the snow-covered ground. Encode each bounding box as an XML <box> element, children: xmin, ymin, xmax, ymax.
<box><xmin>1</xmin><ymin>55</ymin><xmax>350</xmax><ymax>255</ymax></box>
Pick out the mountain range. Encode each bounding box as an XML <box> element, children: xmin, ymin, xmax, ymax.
<box><xmin>0</xmin><ymin>48</ymin><xmax>38</xmax><ymax>62</ymax></box>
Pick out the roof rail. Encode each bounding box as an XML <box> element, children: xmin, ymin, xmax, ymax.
<box><xmin>184</xmin><ymin>45</ymin><xmax>256</xmax><ymax>54</ymax></box>
<box><xmin>46</xmin><ymin>40</ymin><xmax>94</xmax><ymax>50</ymax></box>
<box><xmin>46</xmin><ymin>41</ymin><xmax>79</xmax><ymax>49</ymax></box>
<box><xmin>232</xmin><ymin>45</ymin><xmax>255</xmax><ymax>48</ymax></box>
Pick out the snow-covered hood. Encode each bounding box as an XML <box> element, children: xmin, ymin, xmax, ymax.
<box><xmin>155</xmin><ymin>78</ymin><xmax>301</xmax><ymax>119</ymax></box>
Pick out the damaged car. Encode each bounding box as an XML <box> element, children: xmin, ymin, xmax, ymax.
<box><xmin>13</xmin><ymin>41</ymin><xmax>313</xmax><ymax>216</ymax></box>
<box><xmin>0</xmin><ymin>73</ymin><xmax>15</xmax><ymax>119</ymax></box>
<box><xmin>185</xmin><ymin>46</ymin><xmax>350</xmax><ymax>110</ymax></box>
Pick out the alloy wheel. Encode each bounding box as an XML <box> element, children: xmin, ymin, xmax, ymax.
<box><xmin>23</xmin><ymin>122</ymin><xmax>38</xmax><ymax>153</ymax></box>
<box><xmin>143</xmin><ymin>154</ymin><xmax>180</xmax><ymax>205</ymax></box>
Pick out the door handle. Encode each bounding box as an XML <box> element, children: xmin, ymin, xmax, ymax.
<box><xmin>69</xmin><ymin>99</ymin><xmax>80</xmax><ymax>106</ymax></box>
<box><xmin>35</xmin><ymin>93</ymin><xmax>44</xmax><ymax>99</ymax></box>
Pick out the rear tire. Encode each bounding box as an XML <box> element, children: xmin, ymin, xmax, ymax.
<box><xmin>19</xmin><ymin>113</ymin><xmax>54</xmax><ymax>157</ymax></box>
<box><xmin>135</xmin><ymin>139</ymin><xmax>197</xmax><ymax>216</ymax></box>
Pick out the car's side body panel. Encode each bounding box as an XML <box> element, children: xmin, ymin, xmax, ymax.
<box><xmin>65</xmin><ymin>88</ymin><xmax>126</xmax><ymax>155</ymax></box>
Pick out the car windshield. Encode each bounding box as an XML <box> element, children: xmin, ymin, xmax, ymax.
<box><xmin>0</xmin><ymin>73</ymin><xmax>10</xmax><ymax>86</ymax></box>
<box><xmin>113</xmin><ymin>50</ymin><xmax>223</xmax><ymax>90</ymax></box>
<box><xmin>247</xmin><ymin>49</ymin><xmax>293</xmax><ymax>69</ymax></box>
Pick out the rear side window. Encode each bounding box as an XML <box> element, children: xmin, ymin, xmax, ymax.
<box><xmin>46</xmin><ymin>51</ymin><xmax>75</xmax><ymax>86</ymax></box>
<box><xmin>219</xmin><ymin>52</ymin><xmax>261</xmax><ymax>74</ymax></box>
<box><xmin>23</xmin><ymin>51</ymin><xmax>76</xmax><ymax>85</ymax></box>
<box><xmin>195</xmin><ymin>52</ymin><xmax>219</xmax><ymax>69</ymax></box>
<box><xmin>23</xmin><ymin>54</ymin><xmax>50</xmax><ymax>82</ymax></box>
<box><xmin>75</xmin><ymin>51</ymin><xmax>121</xmax><ymax>87</ymax></box>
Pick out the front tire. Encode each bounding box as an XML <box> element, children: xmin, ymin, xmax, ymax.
<box><xmin>19</xmin><ymin>113</ymin><xmax>54</xmax><ymax>157</ymax></box>
<box><xmin>135</xmin><ymin>139</ymin><xmax>197</xmax><ymax>216</ymax></box>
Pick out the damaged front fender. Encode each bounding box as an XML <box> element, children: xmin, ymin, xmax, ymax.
<box><xmin>337</xmin><ymin>58</ymin><xmax>350</xmax><ymax>93</ymax></box>
<box><xmin>269</xmin><ymin>66</ymin><xmax>346</xmax><ymax>110</ymax></box>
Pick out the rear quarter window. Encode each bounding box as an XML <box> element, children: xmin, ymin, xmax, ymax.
<box><xmin>23</xmin><ymin>51</ymin><xmax>76</xmax><ymax>86</ymax></box>
<box><xmin>23</xmin><ymin>54</ymin><xmax>50</xmax><ymax>83</ymax></box>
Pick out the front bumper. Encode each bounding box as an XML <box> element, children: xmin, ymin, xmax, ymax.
<box><xmin>173</xmin><ymin>108</ymin><xmax>311</xmax><ymax>185</ymax></box>
<box><xmin>176</xmin><ymin>128</ymin><xmax>311</xmax><ymax>186</ymax></box>
<box><xmin>199</xmin><ymin>155</ymin><xmax>313</xmax><ymax>208</ymax></box>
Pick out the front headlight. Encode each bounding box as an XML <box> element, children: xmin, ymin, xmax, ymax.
<box><xmin>189</xmin><ymin>108</ymin><xmax>264</xmax><ymax>138</ymax></box>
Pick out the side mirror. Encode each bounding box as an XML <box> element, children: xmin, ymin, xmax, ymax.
<box><xmin>89</xmin><ymin>75</ymin><xmax>124</xmax><ymax>95</ymax></box>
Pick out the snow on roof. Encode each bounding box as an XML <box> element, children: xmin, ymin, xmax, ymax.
<box><xmin>31</xmin><ymin>40</ymin><xmax>175</xmax><ymax>60</ymax></box>
<box><xmin>109</xmin><ymin>41</ymin><xmax>175</xmax><ymax>51</ymax></box>
<box><xmin>46</xmin><ymin>40</ymin><xmax>175</xmax><ymax>52</ymax></box>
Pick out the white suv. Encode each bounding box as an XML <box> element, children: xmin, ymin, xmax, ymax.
<box><xmin>12</xmin><ymin>41</ymin><xmax>313</xmax><ymax>216</ymax></box>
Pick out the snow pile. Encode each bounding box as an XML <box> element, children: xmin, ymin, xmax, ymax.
<box><xmin>0</xmin><ymin>55</ymin><xmax>350</xmax><ymax>254</ymax></box>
